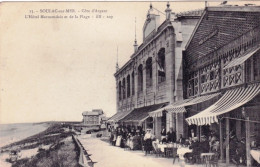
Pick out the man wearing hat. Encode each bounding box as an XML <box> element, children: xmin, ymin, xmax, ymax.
<box><xmin>184</xmin><ymin>137</ymin><xmax>200</xmax><ymax>163</ymax></box>
<box><xmin>161</xmin><ymin>125</ymin><xmax>167</xmax><ymax>143</ymax></box>
<box><xmin>166</xmin><ymin>127</ymin><xmax>176</xmax><ymax>143</ymax></box>
<box><xmin>200</xmin><ymin>135</ymin><xmax>210</xmax><ymax>153</ymax></box>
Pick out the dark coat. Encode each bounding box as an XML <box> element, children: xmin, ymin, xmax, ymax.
<box><xmin>167</xmin><ymin>131</ymin><xmax>176</xmax><ymax>143</ymax></box>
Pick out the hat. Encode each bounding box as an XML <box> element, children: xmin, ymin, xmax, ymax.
<box><xmin>192</xmin><ymin>137</ymin><xmax>198</xmax><ymax>141</ymax></box>
<box><xmin>201</xmin><ymin>135</ymin><xmax>207</xmax><ymax>139</ymax></box>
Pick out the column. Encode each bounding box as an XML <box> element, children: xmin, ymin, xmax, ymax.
<box><xmin>116</xmin><ymin>79</ymin><xmax>119</xmax><ymax>113</ymax></box>
<box><xmin>143</xmin><ymin>63</ymin><xmax>146</xmax><ymax>106</ymax></box>
<box><xmin>155</xmin><ymin>117</ymin><xmax>162</xmax><ymax>139</ymax></box>
<box><xmin>165</xmin><ymin>32</ymin><xmax>175</xmax><ymax>104</ymax></box>
<box><xmin>236</xmin><ymin>120</ymin><xmax>242</xmax><ymax>140</ymax></box>
<box><xmin>176</xmin><ymin>113</ymin><xmax>185</xmax><ymax>138</ymax></box>
<box><xmin>220</xmin><ymin>119</ymin><xmax>224</xmax><ymax>161</ymax></box>
<box><xmin>134</xmin><ymin>68</ymin><xmax>138</xmax><ymax>108</ymax></box>
<box><xmin>226</xmin><ymin>118</ymin><xmax>230</xmax><ymax>166</ymax></box>
<box><xmin>246</xmin><ymin>117</ymin><xmax>251</xmax><ymax>167</ymax></box>
<box><xmin>152</xmin><ymin>56</ymin><xmax>157</xmax><ymax>103</ymax></box>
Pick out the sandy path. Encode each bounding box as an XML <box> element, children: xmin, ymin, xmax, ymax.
<box><xmin>78</xmin><ymin>136</ymin><xmax>202</xmax><ymax>167</ymax></box>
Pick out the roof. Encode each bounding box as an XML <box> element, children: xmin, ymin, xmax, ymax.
<box><xmin>186</xmin><ymin>83</ymin><xmax>260</xmax><ymax>126</ymax></box>
<box><xmin>185</xmin><ymin>6</ymin><xmax>260</xmax><ymax>67</ymax></box>
<box><xmin>176</xmin><ymin>9</ymin><xmax>204</xmax><ymax>18</ymax></box>
<box><xmin>82</xmin><ymin>111</ymin><xmax>100</xmax><ymax>116</ymax></box>
<box><xmin>114</xmin><ymin>8</ymin><xmax>203</xmax><ymax>77</ymax></box>
<box><xmin>120</xmin><ymin>102</ymin><xmax>168</xmax><ymax>123</ymax></box>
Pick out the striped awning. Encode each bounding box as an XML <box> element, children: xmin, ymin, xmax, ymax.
<box><xmin>149</xmin><ymin>93</ymin><xmax>220</xmax><ymax>117</ymax></box>
<box><xmin>186</xmin><ymin>83</ymin><xmax>260</xmax><ymax>126</ymax></box>
<box><xmin>107</xmin><ymin>110</ymin><xmax>132</xmax><ymax>123</ymax></box>
<box><xmin>224</xmin><ymin>46</ymin><xmax>260</xmax><ymax>69</ymax></box>
<box><xmin>120</xmin><ymin>102</ymin><xmax>168</xmax><ymax>123</ymax></box>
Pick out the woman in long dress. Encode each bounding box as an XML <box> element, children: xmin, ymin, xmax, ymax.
<box><xmin>143</xmin><ymin>128</ymin><xmax>154</xmax><ymax>155</ymax></box>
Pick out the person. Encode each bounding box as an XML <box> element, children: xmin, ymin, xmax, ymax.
<box><xmin>161</xmin><ymin>126</ymin><xmax>167</xmax><ymax>143</ymax></box>
<box><xmin>144</xmin><ymin>128</ymin><xmax>154</xmax><ymax>155</ymax></box>
<box><xmin>131</xmin><ymin>132</ymin><xmax>142</xmax><ymax>150</ymax></box>
<box><xmin>177</xmin><ymin>134</ymin><xmax>186</xmax><ymax>145</ymax></box>
<box><xmin>166</xmin><ymin>127</ymin><xmax>176</xmax><ymax>143</ymax></box>
<box><xmin>184</xmin><ymin>137</ymin><xmax>200</xmax><ymax>164</ymax></box>
<box><xmin>200</xmin><ymin>135</ymin><xmax>210</xmax><ymax>153</ymax></box>
<box><xmin>116</xmin><ymin>127</ymin><xmax>123</xmax><ymax>147</ymax></box>
<box><xmin>209</xmin><ymin>131</ymin><xmax>218</xmax><ymax>151</ymax></box>
<box><xmin>232</xmin><ymin>138</ymin><xmax>246</xmax><ymax>165</ymax></box>
<box><xmin>189</xmin><ymin>129</ymin><xmax>196</xmax><ymax>139</ymax></box>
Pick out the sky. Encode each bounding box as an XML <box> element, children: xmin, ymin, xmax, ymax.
<box><xmin>0</xmin><ymin>1</ymin><xmax>259</xmax><ymax>124</ymax></box>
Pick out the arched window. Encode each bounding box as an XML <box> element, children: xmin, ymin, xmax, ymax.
<box><xmin>132</xmin><ymin>72</ymin><xmax>135</xmax><ymax>95</ymax></box>
<box><xmin>138</xmin><ymin>64</ymin><xmax>143</xmax><ymax>92</ymax></box>
<box><xmin>119</xmin><ymin>81</ymin><xmax>122</xmax><ymax>100</ymax></box>
<box><xmin>158</xmin><ymin>48</ymin><xmax>166</xmax><ymax>83</ymax></box>
<box><xmin>146</xmin><ymin>57</ymin><xmax>153</xmax><ymax>87</ymax></box>
<box><xmin>122</xmin><ymin>78</ymin><xmax>126</xmax><ymax>99</ymax></box>
<box><xmin>127</xmin><ymin>75</ymin><xmax>131</xmax><ymax>97</ymax></box>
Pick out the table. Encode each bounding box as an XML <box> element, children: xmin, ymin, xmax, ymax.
<box><xmin>157</xmin><ymin>144</ymin><xmax>167</xmax><ymax>152</ymax></box>
<box><xmin>201</xmin><ymin>153</ymin><xmax>215</xmax><ymax>166</ymax></box>
<box><xmin>250</xmin><ymin>150</ymin><xmax>260</xmax><ymax>164</ymax></box>
<box><xmin>177</xmin><ymin>147</ymin><xmax>192</xmax><ymax>160</ymax></box>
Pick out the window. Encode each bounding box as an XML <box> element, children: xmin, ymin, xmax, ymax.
<box><xmin>201</xmin><ymin>75</ymin><xmax>206</xmax><ymax>83</ymax></box>
<box><xmin>119</xmin><ymin>81</ymin><xmax>122</xmax><ymax>100</ymax></box>
<box><xmin>132</xmin><ymin>72</ymin><xmax>135</xmax><ymax>95</ymax></box>
<box><xmin>253</xmin><ymin>52</ymin><xmax>260</xmax><ymax>81</ymax></box>
<box><xmin>210</xmin><ymin>71</ymin><xmax>214</xmax><ymax>80</ymax></box>
<box><xmin>127</xmin><ymin>75</ymin><xmax>131</xmax><ymax>97</ymax></box>
<box><xmin>146</xmin><ymin>57</ymin><xmax>153</xmax><ymax>87</ymax></box>
<box><xmin>138</xmin><ymin>64</ymin><xmax>143</xmax><ymax>92</ymax></box>
<box><xmin>122</xmin><ymin>78</ymin><xmax>126</xmax><ymax>99</ymax></box>
<box><xmin>157</xmin><ymin>48</ymin><xmax>166</xmax><ymax>84</ymax></box>
<box><xmin>187</xmin><ymin>72</ymin><xmax>199</xmax><ymax>97</ymax></box>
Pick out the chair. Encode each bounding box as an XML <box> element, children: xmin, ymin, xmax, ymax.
<box><xmin>208</xmin><ymin>152</ymin><xmax>219</xmax><ymax>167</ymax></box>
<box><xmin>152</xmin><ymin>142</ymin><xmax>163</xmax><ymax>157</ymax></box>
<box><xmin>172</xmin><ymin>147</ymin><xmax>179</xmax><ymax>164</ymax></box>
<box><xmin>165</xmin><ymin>147</ymin><xmax>173</xmax><ymax>158</ymax></box>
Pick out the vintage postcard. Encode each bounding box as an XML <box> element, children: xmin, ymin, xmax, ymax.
<box><xmin>0</xmin><ymin>1</ymin><xmax>260</xmax><ymax>167</ymax></box>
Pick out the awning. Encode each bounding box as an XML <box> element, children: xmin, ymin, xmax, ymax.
<box><xmin>107</xmin><ymin>110</ymin><xmax>132</xmax><ymax>123</ymax></box>
<box><xmin>224</xmin><ymin>46</ymin><xmax>260</xmax><ymax>69</ymax></box>
<box><xmin>120</xmin><ymin>102</ymin><xmax>168</xmax><ymax>123</ymax></box>
<box><xmin>186</xmin><ymin>83</ymin><xmax>260</xmax><ymax>126</ymax></box>
<box><xmin>149</xmin><ymin>92</ymin><xmax>220</xmax><ymax>117</ymax></box>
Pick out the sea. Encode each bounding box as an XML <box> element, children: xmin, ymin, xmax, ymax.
<box><xmin>0</xmin><ymin>123</ymin><xmax>49</xmax><ymax>148</ymax></box>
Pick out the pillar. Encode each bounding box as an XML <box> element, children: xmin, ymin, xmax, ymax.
<box><xmin>143</xmin><ymin>63</ymin><xmax>146</xmax><ymax>106</ymax></box>
<box><xmin>134</xmin><ymin>69</ymin><xmax>138</xmax><ymax>108</ymax></box>
<box><xmin>226</xmin><ymin>118</ymin><xmax>230</xmax><ymax>166</ymax></box>
<box><xmin>220</xmin><ymin>119</ymin><xmax>224</xmax><ymax>161</ymax></box>
<box><xmin>156</xmin><ymin>117</ymin><xmax>162</xmax><ymax>139</ymax></box>
<box><xmin>152</xmin><ymin>56</ymin><xmax>157</xmax><ymax>103</ymax></box>
<box><xmin>165</xmin><ymin>30</ymin><xmax>175</xmax><ymax>104</ymax></box>
<box><xmin>176</xmin><ymin>113</ymin><xmax>185</xmax><ymax>138</ymax></box>
<box><xmin>246</xmin><ymin>117</ymin><xmax>251</xmax><ymax>167</ymax></box>
<box><xmin>236</xmin><ymin>120</ymin><xmax>242</xmax><ymax>140</ymax></box>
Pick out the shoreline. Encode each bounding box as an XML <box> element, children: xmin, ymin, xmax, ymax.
<box><xmin>0</xmin><ymin>123</ymin><xmax>78</xmax><ymax>167</ymax></box>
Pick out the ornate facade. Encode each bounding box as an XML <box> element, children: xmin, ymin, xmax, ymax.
<box><xmin>184</xmin><ymin>6</ymin><xmax>260</xmax><ymax>166</ymax></box>
<box><xmin>113</xmin><ymin>3</ymin><xmax>202</xmax><ymax>138</ymax></box>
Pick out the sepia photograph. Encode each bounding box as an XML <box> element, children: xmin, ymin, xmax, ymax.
<box><xmin>0</xmin><ymin>1</ymin><xmax>260</xmax><ymax>167</ymax></box>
